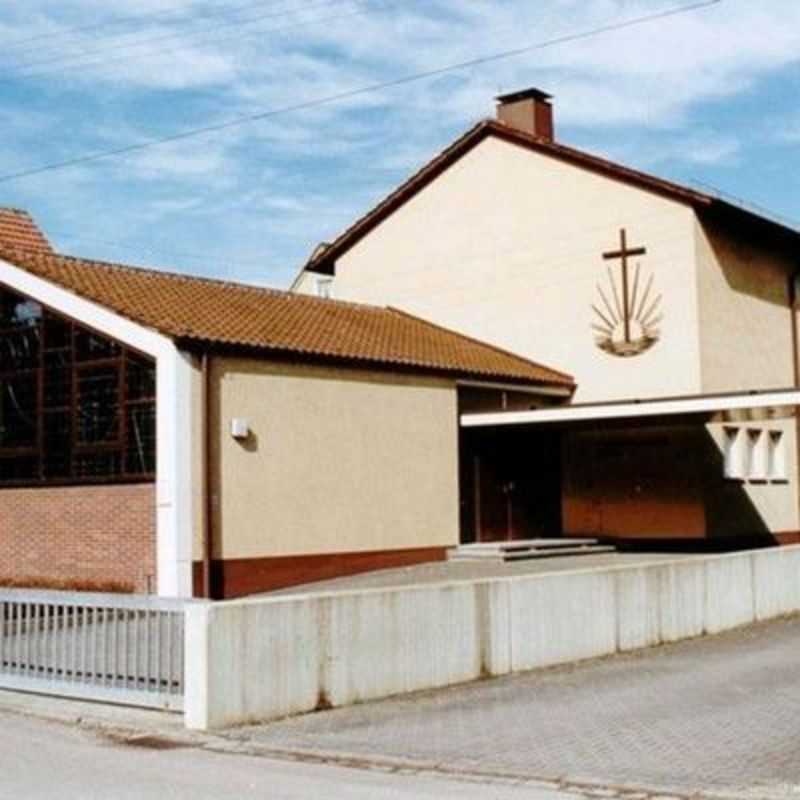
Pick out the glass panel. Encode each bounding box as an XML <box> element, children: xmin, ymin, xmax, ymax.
<box><xmin>0</xmin><ymin>285</ymin><xmax>155</xmax><ymax>484</ymax></box>
<box><xmin>0</xmin><ymin>290</ymin><xmax>41</xmax><ymax>328</ymax></box>
<box><xmin>73</xmin><ymin>451</ymin><xmax>121</xmax><ymax>479</ymax></box>
<box><xmin>43</xmin><ymin>312</ymin><xmax>70</xmax><ymax>350</ymax></box>
<box><xmin>76</xmin><ymin>365</ymin><xmax>120</xmax><ymax>444</ymax></box>
<box><xmin>126</xmin><ymin>353</ymin><xmax>156</xmax><ymax>401</ymax></box>
<box><xmin>0</xmin><ymin>325</ymin><xmax>41</xmax><ymax>371</ymax></box>
<box><xmin>0</xmin><ymin>373</ymin><xmax>38</xmax><ymax>447</ymax></box>
<box><xmin>43</xmin><ymin>350</ymin><xmax>71</xmax><ymax>408</ymax></box>
<box><xmin>126</xmin><ymin>404</ymin><xmax>156</xmax><ymax>475</ymax></box>
<box><xmin>43</xmin><ymin>410</ymin><xmax>71</xmax><ymax>478</ymax></box>
<box><xmin>74</xmin><ymin>326</ymin><xmax>120</xmax><ymax>361</ymax></box>
<box><xmin>0</xmin><ymin>456</ymin><xmax>38</xmax><ymax>481</ymax></box>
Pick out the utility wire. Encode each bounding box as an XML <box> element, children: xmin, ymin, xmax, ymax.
<box><xmin>0</xmin><ymin>0</ymin><xmax>722</xmax><ymax>185</ymax></box>
<box><xmin>51</xmin><ymin>229</ymin><xmax>275</xmax><ymax>268</ymax></box>
<box><xmin>8</xmin><ymin>0</ymin><xmax>356</xmax><ymax>76</ymax></box>
<box><xmin>0</xmin><ymin>0</ymin><xmax>293</xmax><ymax>52</ymax></box>
<box><xmin>10</xmin><ymin>4</ymin><xmax>369</xmax><ymax>85</ymax></box>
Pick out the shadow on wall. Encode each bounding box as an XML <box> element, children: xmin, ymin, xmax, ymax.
<box><xmin>700</xmin><ymin>422</ymin><xmax>787</xmax><ymax>549</ymax></box>
<box><xmin>562</xmin><ymin>418</ymin><xmax>790</xmax><ymax>550</ymax></box>
<box><xmin>701</xmin><ymin>211</ymin><xmax>793</xmax><ymax>309</ymax></box>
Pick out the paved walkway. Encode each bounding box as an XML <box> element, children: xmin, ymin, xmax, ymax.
<box><xmin>269</xmin><ymin>550</ymin><xmax>697</xmax><ymax>596</ymax></box>
<box><xmin>234</xmin><ymin>616</ymin><xmax>800</xmax><ymax>799</ymax></box>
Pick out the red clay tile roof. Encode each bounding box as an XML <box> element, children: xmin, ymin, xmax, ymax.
<box><xmin>305</xmin><ymin>119</ymin><xmax>800</xmax><ymax>274</ymax></box>
<box><xmin>0</xmin><ymin>208</ymin><xmax>53</xmax><ymax>254</ymax></box>
<box><xmin>0</xmin><ymin>244</ymin><xmax>574</xmax><ymax>388</ymax></box>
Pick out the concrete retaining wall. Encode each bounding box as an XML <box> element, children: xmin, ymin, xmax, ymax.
<box><xmin>184</xmin><ymin>546</ymin><xmax>800</xmax><ymax>730</ymax></box>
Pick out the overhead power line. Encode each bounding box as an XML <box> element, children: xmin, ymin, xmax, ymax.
<box><xmin>8</xmin><ymin>0</ymin><xmax>356</xmax><ymax>76</ymax></box>
<box><xmin>0</xmin><ymin>0</ymin><xmax>292</xmax><ymax>52</ymax></box>
<box><xmin>1</xmin><ymin>2</ymin><xmax>370</xmax><ymax>91</ymax></box>
<box><xmin>51</xmin><ymin>229</ymin><xmax>276</xmax><ymax>269</ymax></box>
<box><xmin>0</xmin><ymin>0</ymin><xmax>722</xmax><ymax>185</ymax></box>
<box><xmin>0</xmin><ymin>2</ymin><xmax>193</xmax><ymax>49</ymax></box>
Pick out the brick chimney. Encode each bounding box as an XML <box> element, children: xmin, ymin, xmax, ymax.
<box><xmin>495</xmin><ymin>88</ymin><xmax>554</xmax><ymax>142</ymax></box>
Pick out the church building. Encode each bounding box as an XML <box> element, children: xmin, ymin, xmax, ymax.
<box><xmin>293</xmin><ymin>89</ymin><xmax>800</xmax><ymax>548</ymax></box>
<box><xmin>3</xmin><ymin>88</ymin><xmax>799</xmax><ymax>599</ymax></box>
<box><xmin>0</xmin><ymin>208</ymin><xmax>570</xmax><ymax>598</ymax></box>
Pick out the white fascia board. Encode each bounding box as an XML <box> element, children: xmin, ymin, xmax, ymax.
<box><xmin>460</xmin><ymin>389</ymin><xmax>800</xmax><ymax>428</ymax></box>
<box><xmin>456</xmin><ymin>379</ymin><xmax>573</xmax><ymax>397</ymax></box>
<box><xmin>0</xmin><ymin>259</ymin><xmax>167</xmax><ymax>358</ymax></box>
<box><xmin>0</xmin><ymin>259</ymin><xmax>196</xmax><ymax>598</ymax></box>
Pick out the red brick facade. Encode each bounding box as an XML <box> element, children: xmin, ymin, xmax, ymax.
<box><xmin>0</xmin><ymin>484</ymin><xmax>156</xmax><ymax>593</ymax></box>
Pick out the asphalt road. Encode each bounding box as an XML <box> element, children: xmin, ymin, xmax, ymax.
<box><xmin>0</xmin><ymin>711</ymin><xmax>580</xmax><ymax>800</ymax></box>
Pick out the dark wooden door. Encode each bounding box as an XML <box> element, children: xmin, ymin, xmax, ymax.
<box><xmin>470</xmin><ymin>431</ymin><xmax>563</xmax><ymax>542</ymax></box>
<box><xmin>474</xmin><ymin>453</ymin><xmax>513</xmax><ymax>541</ymax></box>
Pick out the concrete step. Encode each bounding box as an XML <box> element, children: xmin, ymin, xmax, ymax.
<box><xmin>503</xmin><ymin>545</ymin><xmax>616</xmax><ymax>561</ymax></box>
<box><xmin>447</xmin><ymin>539</ymin><xmax>615</xmax><ymax>562</ymax></box>
<box><xmin>462</xmin><ymin>538</ymin><xmax>600</xmax><ymax>552</ymax></box>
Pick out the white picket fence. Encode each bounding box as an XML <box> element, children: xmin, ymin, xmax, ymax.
<box><xmin>0</xmin><ymin>588</ymin><xmax>186</xmax><ymax>710</ymax></box>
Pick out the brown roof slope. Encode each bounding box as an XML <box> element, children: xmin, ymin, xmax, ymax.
<box><xmin>305</xmin><ymin>119</ymin><xmax>799</xmax><ymax>274</ymax></box>
<box><xmin>0</xmin><ymin>244</ymin><xmax>573</xmax><ymax>388</ymax></box>
<box><xmin>0</xmin><ymin>208</ymin><xmax>53</xmax><ymax>254</ymax></box>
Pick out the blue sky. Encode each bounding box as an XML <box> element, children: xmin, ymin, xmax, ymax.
<box><xmin>0</xmin><ymin>0</ymin><xmax>797</xmax><ymax>288</ymax></box>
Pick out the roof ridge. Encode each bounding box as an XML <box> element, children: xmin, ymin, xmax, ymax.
<box><xmin>387</xmin><ymin>306</ymin><xmax>575</xmax><ymax>385</ymax></box>
<box><xmin>302</xmin><ymin>115</ymin><xmax>800</xmax><ymax>275</ymax></box>
<box><xmin>485</xmin><ymin>119</ymin><xmax>712</xmax><ymax>205</ymax></box>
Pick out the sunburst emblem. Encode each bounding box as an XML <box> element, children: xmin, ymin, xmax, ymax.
<box><xmin>592</xmin><ymin>228</ymin><xmax>662</xmax><ymax>358</ymax></box>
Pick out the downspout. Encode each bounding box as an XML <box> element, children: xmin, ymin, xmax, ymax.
<box><xmin>200</xmin><ymin>351</ymin><xmax>214</xmax><ymax>598</ymax></box>
<box><xmin>789</xmin><ymin>271</ymin><xmax>800</xmax><ymax>536</ymax></box>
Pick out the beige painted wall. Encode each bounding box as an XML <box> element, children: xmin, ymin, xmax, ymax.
<box><xmin>321</xmin><ymin>136</ymin><xmax>702</xmax><ymax>403</ymax></box>
<box><xmin>704</xmin><ymin>414</ymin><xmax>799</xmax><ymax>535</ymax></box>
<box><xmin>291</xmin><ymin>269</ymin><xmax>329</xmax><ymax>298</ymax></box>
<box><xmin>209</xmin><ymin>359</ymin><xmax>459</xmax><ymax>559</ymax></box>
<box><xmin>694</xmin><ymin>216</ymin><xmax>797</xmax><ymax>393</ymax></box>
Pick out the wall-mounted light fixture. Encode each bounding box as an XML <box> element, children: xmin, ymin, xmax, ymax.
<box><xmin>230</xmin><ymin>418</ymin><xmax>250</xmax><ymax>440</ymax></box>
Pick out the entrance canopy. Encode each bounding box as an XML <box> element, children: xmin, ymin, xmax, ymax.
<box><xmin>461</xmin><ymin>388</ymin><xmax>800</xmax><ymax>428</ymax></box>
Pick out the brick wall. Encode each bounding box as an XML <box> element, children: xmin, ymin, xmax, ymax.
<box><xmin>0</xmin><ymin>484</ymin><xmax>156</xmax><ymax>593</ymax></box>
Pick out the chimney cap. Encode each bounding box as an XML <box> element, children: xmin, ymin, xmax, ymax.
<box><xmin>495</xmin><ymin>87</ymin><xmax>552</xmax><ymax>105</ymax></box>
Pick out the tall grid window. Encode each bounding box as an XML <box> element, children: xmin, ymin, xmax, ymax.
<box><xmin>0</xmin><ymin>285</ymin><xmax>156</xmax><ymax>485</ymax></box>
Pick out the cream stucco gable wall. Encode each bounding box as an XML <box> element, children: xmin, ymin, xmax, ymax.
<box><xmin>327</xmin><ymin>136</ymin><xmax>703</xmax><ymax>403</ymax></box>
<box><xmin>694</xmin><ymin>215</ymin><xmax>797</xmax><ymax>394</ymax></box>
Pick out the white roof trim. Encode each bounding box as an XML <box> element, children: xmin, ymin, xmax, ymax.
<box><xmin>0</xmin><ymin>257</ymin><xmax>196</xmax><ymax>598</ymax></box>
<box><xmin>461</xmin><ymin>388</ymin><xmax>800</xmax><ymax>427</ymax></box>
<box><xmin>0</xmin><ymin>257</ymin><xmax>170</xmax><ymax>358</ymax></box>
<box><xmin>457</xmin><ymin>379</ymin><xmax>572</xmax><ymax>397</ymax></box>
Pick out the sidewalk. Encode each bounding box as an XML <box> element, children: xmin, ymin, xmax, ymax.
<box><xmin>4</xmin><ymin>616</ymin><xmax>800</xmax><ymax>799</ymax></box>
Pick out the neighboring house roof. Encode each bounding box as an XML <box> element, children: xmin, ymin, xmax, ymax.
<box><xmin>303</xmin><ymin>119</ymin><xmax>800</xmax><ymax>275</ymax></box>
<box><xmin>0</xmin><ymin>207</ymin><xmax>54</xmax><ymax>254</ymax></box>
<box><xmin>0</xmin><ymin>243</ymin><xmax>574</xmax><ymax>388</ymax></box>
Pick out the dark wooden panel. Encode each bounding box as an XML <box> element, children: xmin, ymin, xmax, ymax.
<box><xmin>563</xmin><ymin>425</ymin><xmax>706</xmax><ymax>539</ymax></box>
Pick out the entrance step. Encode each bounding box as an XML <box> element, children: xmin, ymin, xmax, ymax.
<box><xmin>447</xmin><ymin>539</ymin><xmax>616</xmax><ymax>562</ymax></box>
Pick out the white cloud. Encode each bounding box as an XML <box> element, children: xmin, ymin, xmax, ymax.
<box><xmin>0</xmin><ymin>0</ymin><xmax>797</xmax><ymax>285</ymax></box>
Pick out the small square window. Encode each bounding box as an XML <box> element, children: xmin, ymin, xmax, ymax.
<box><xmin>315</xmin><ymin>278</ymin><xmax>333</xmax><ymax>299</ymax></box>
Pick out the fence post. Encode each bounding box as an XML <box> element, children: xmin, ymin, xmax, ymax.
<box><xmin>183</xmin><ymin>600</ymin><xmax>212</xmax><ymax>730</ymax></box>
